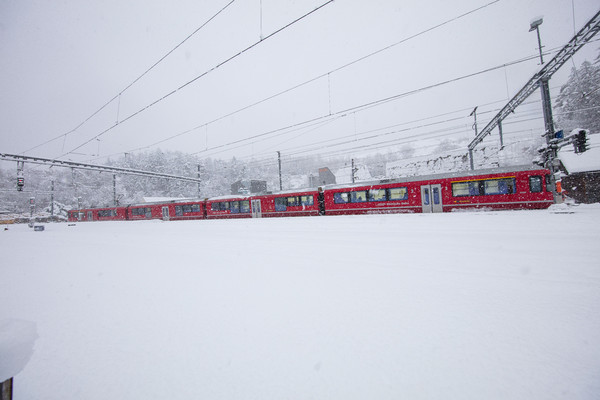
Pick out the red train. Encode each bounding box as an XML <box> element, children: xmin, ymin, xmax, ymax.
<box><xmin>68</xmin><ymin>166</ymin><xmax>554</xmax><ymax>222</ymax></box>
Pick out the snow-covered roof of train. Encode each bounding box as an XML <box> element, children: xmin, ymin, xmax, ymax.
<box><xmin>206</xmin><ymin>195</ymin><xmax>250</xmax><ymax>201</ymax></box>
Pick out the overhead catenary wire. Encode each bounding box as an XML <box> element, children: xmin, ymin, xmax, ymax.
<box><xmin>191</xmin><ymin>47</ymin><xmax>588</xmax><ymax>164</ymax></box>
<box><xmin>184</xmin><ymin>51</ymin><xmax>557</xmax><ymax>159</ymax></box>
<box><xmin>93</xmin><ymin>0</ymin><xmax>504</xmax><ymax>161</ymax></box>
<box><xmin>58</xmin><ymin>0</ymin><xmax>336</xmax><ymax>160</ymax></box>
<box><xmin>21</xmin><ymin>0</ymin><xmax>238</xmax><ymax>156</ymax></box>
<box><xmin>85</xmin><ymin>33</ymin><xmax>600</xmax><ymax>166</ymax></box>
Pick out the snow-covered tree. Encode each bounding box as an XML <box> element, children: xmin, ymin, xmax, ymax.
<box><xmin>555</xmin><ymin>53</ymin><xmax>600</xmax><ymax>133</ymax></box>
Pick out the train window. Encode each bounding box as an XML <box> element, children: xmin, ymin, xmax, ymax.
<box><xmin>453</xmin><ymin>178</ymin><xmax>515</xmax><ymax>197</ymax></box>
<box><xmin>275</xmin><ymin>197</ymin><xmax>287</xmax><ymax>211</ymax></box>
<box><xmin>230</xmin><ymin>201</ymin><xmax>240</xmax><ymax>214</ymax></box>
<box><xmin>287</xmin><ymin>197</ymin><xmax>299</xmax><ymax>207</ymax></box>
<box><xmin>132</xmin><ymin>207</ymin><xmax>146</xmax><ymax>216</ymax></box>
<box><xmin>334</xmin><ymin>192</ymin><xmax>349</xmax><ymax>204</ymax></box>
<box><xmin>484</xmin><ymin>180</ymin><xmax>500</xmax><ymax>195</ymax></box>
<box><xmin>388</xmin><ymin>187</ymin><xmax>408</xmax><ymax>201</ymax></box>
<box><xmin>98</xmin><ymin>209</ymin><xmax>116</xmax><ymax>217</ymax></box>
<box><xmin>369</xmin><ymin>189</ymin><xmax>386</xmax><ymax>202</ymax></box>
<box><xmin>212</xmin><ymin>202</ymin><xmax>228</xmax><ymax>211</ymax></box>
<box><xmin>175</xmin><ymin>206</ymin><xmax>183</xmax><ymax>216</ymax></box>
<box><xmin>432</xmin><ymin>187</ymin><xmax>440</xmax><ymax>204</ymax></box>
<box><xmin>240</xmin><ymin>200</ymin><xmax>250</xmax><ymax>213</ymax></box>
<box><xmin>182</xmin><ymin>205</ymin><xmax>192</xmax><ymax>213</ymax></box>
<box><xmin>453</xmin><ymin>181</ymin><xmax>483</xmax><ymax>196</ymax></box>
<box><xmin>452</xmin><ymin>182</ymin><xmax>470</xmax><ymax>197</ymax></box>
<box><xmin>529</xmin><ymin>176</ymin><xmax>543</xmax><ymax>193</ymax></box>
<box><xmin>300</xmin><ymin>195</ymin><xmax>314</xmax><ymax>206</ymax></box>
<box><xmin>484</xmin><ymin>178</ymin><xmax>515</xmax><ymax>195</ymax></box>
<box><xmin>452</xmin><ymin>181</ymin><xmax>483</xmax><ymax>196</ymax></box>
<box><xmin>191</xmin><ymin>204</ymin><xmax>200</xmax><ymax>213</ymax></box>
<box><xmin>145</xmin><ymin>208</ymin><xmax>152</xmax><ymax>218</ymax></box>
<box><xmin>351</xmin><ymin>191</ymin><xmax>367</xmax><ymax>203</ymax></box>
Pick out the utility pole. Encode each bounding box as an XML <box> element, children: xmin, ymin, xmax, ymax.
<box><xmin>113</xmin><ymin>174</ymin><xmax>117</xmax><ymax>206</ymax></box>
<box><xmin>530</xmin><ymin>17</ymin><xmax>545</xmax><ymax>65</ymax></box>
<box><xmin>16</xmin><ymin>161</ymin><xmax>24</xmax><ymax>191</ymax></box>
<box><xmin>50</xmin><ymin>180</ymin><xmax>55</xmax><ymax>217</ymax></box>
<box><xmin>29</xmin><ymin>197</ymin><xmax>35</xmax><ymax>223</ymax></box>
<box><xmin>197</xmin><ymin>164</ymin><xmax>201</xmax><ymax>198</ymax></box>
<box><xmin>530</xmin><ymin>17</ymin><xmax>560</xmax><ymax>202</ymax></box>
<box><xmin>72</xmin><ymin>168</ymin><xmax>77</xmax><ymax>208</ymax></box>
<box><xmin>351</xmin><ymin>159</ymin><xmax>358</xmax><ymax>184</ymax></box>
<box><xmin>277</xmin><ymin>151</ymin><xmax>282</xmax><ymax>191</ymax></box>
<box><xmin>470</xmin><ymin>106</ymin><xmax>479</xmax><ymax>137</ymax></box>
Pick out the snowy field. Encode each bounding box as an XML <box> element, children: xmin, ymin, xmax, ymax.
<box><xmin>2</xmin><ymin>205</ymin><xmax>600</xmax><ymax>399</ymax></box>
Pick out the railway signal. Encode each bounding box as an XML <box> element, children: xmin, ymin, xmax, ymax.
<box><xmin>17</xmin><ymin>177</ymin><xmax>24</xmax><ymax>191</ymax></box>
<box><xmin>573</xmin><ymin>130</ymin><xmax>588</xmax><ymax>154</ymax></box>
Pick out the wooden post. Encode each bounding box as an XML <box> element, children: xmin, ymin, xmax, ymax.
<box><xmin>1</xmin><ymin>378</ymin><xmax>13</xmax><ymax>400</ymax></box>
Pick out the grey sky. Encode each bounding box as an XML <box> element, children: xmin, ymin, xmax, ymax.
<box><xmin>1</xmin><ymin>0</ymin><xmax>598</xmax><ymax>166</ymax></box>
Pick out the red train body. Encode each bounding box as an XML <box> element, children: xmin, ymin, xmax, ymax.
<box><xmin>67</xmin><ymin>166</ymin><xmax>554</xmax><ymax>223</ymax></box>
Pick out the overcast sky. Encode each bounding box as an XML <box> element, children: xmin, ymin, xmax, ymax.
<box><xmin>1</xmin><ymin>0</ymin><xmax>599</xmax><ymax>167</ymax></box>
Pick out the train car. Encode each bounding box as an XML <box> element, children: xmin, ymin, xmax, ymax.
<box><xmin>65</xmin><ymin>166</ymin><xmax>554</xmax><ymax>223</ymax></box>
<box><xmin>250</xmin><ymin>189</ymin><xmax>321</xmax><ymax>218</ymax></box>
<box><xmin>67</xmin><ymin>210</ymin><xmax>80</xmax><ymax>222</ymax></box>
<box><xmin>323</xmin><ymin>166</ymin><xmax>553</xmax><ymax>215</ymax></box>
<box><xmin>205</xmin><ymin>196</ymin><xmax>252</xmax><ymax>219</ymax></box>
<box><xmin>67</xmin><ymin>207</ymin><xmax>128</xmax><ymax>222</ymax></box>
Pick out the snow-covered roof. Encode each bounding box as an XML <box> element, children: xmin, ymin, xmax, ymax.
<box><xmin>557</xmin><ymin>132</ymin><xmax>600</xmax><ymax>174</ymax></box>
<box><xmin>142</xmin><ymin>197</ymin><xmax>191</xmax><ymax>203</ymax></box>
<box><xmin>207</xmin><ymin>195</ymin><xmax>249</xmax><ymax>201</ymax></box>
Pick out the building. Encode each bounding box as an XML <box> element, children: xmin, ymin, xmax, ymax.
<box><xmin>231</xmin><ymin>180</ymin><xmax>267</xmax><ymax>195</ymax></box>
<box><xmin>557</xmin><ymin>131</ymin><xmax>600</xmax><ymax>203</ymax></box>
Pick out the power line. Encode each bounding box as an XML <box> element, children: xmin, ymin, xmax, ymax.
<box><xmin>194</xmin><ymin>46</ymin><xmax>587</xmax><ymax>163</ymax></box>
<box><xmin>59</xmin><ymin>0</ymin><xmax>336</xmax><ymax>160</ymax></box>
<box><xmin>187</xmin><ymin>52</ymin><xmax>550</xmax><ymax>158</ymax></box>
<box><xmin>93</xmin><ymin>0</ymin><xmax>503</xmax><ymax>160</ymax></box>
<box><xmin>21</xmin><ymin>0</ymin><xmax>238</xmax><ymax>156</ymax></box>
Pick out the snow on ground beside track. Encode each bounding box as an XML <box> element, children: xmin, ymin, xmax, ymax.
<box><xmin>1</xmin><ymin>205</ymin><xmax>600</xmax><ymax>399</ymax></box>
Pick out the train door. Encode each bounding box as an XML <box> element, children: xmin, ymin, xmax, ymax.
<box><xmin>251</xmin><ymin>199</ymin><xmax>262</xmax><ymax>218</ymax></box>
<box><xmin>162</xmin><ymin>206</ymin><xmax>170</xmax><ymax>221</ymax></box>
<box><xmin>420</xmin><ymin>184</ymin><xmax>443</xmax><ymax>213</ymax></box>
<box><xmin>87</xmin><ymin>211</ymin><xmax>94</xmax><ymax>221</ymax></box>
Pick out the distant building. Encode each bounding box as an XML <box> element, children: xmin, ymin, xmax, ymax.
<box><xmin>309</xmin><ymin>167</ymin><xmax>336</xmax><ymax>187</ymax></box>
<box><xmin>231</xmin><ymin>180</ymin><xmax>267</xmax><ymax>195</ymax></box>
<box><xmin>557</xmin><ymin>131</ymin><xmax>600</xmax><ymax>203</ymax></box>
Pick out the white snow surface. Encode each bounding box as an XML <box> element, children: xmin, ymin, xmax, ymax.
<box><xmin>1</xmin><ymin>206</ymin><xmax>600</xmax><ymax>399</ymax></box>
<box><xmin>557</xmin><ymin>132</ymin><xmax>600</xmax><ymax>174</ymax></box>
<box><xmin>0</xmin><ymin>319</ymin><xmax>38</xmax><ymax>382</ymax></box>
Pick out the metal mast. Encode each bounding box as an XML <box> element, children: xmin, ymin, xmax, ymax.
<box><xmin>467</xmin><ymin>10</ymin><xmax>600</xmax><ymax>169</ymax></box>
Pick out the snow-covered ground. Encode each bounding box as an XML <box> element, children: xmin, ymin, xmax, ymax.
<box><xmin>1</xmin><ymin>205</ymin><xmax>600</xmax><ymax>399</ymax></box>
